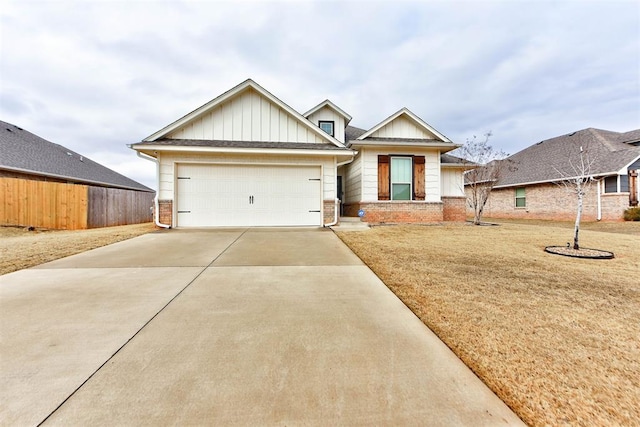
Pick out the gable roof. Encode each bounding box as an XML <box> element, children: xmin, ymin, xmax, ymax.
<box><xmin>494</xmin><ymin>127</ymin><xmax>640</xmax><ymax>188</ymax></box>
<box><xmin>303</xmin><ymin>99</ymin><xmax>352</xmax><ymax>124</ymax></box>
<box><xmin>356</xmin><ymin>108</ymin><xmax>452</xmax><ymax>143</ymax></box>
<box><xmin>144</xmin><ymin>79</ymin><xmax>345</xmax><ymax>149</ymax></box>
<box><xmin>0</xmin><ymin>120</ymin><xmax>153</xmax><ymax>192</ymax></box>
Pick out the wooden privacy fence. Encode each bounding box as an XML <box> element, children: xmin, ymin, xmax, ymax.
<box><xmin>0</xmin><ymin>177</ymin><xmax>154</xmax><ymax>230</ymax></box>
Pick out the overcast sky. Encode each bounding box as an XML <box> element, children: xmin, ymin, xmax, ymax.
<box><xmin>1</xmin><ymin>0</ymin><xmax>639</xmax><ymax>189</ymax></box>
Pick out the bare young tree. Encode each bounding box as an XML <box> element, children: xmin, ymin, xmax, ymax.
<box><xmin>554</xmin><ymin>146</ymin><xmax>596</xmax><ymax>250</ymax></box>
<box><xmin>457</xmin><ymin>132</ymin><xmax>512</xmax><ymax>225</ymax></box>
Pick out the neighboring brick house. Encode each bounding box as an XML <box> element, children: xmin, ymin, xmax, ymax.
<box><xmin>131</xmin><ymin>79</ymin><xmax>467</xmax><ymax>227</ymax></box>
<box><xmin>470</xmin><ymin>128</ymin><xmax>640</xmax><ymax>221</ymax></box>
<box><xmin>1</xmin><ymin>120</ymin><xmax>155</xmax><ymax>229</ymax></box>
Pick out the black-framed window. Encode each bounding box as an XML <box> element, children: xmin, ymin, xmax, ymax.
<box><xmin>319</xmin><ymin>121</ymin><xmax>334</xmax><ymax>136</ymax></box>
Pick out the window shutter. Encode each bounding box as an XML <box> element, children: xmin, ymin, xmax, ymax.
<box><xmin>378</xmin><ymin>155</ymin><xmax>390</xmax><ymax>200</ymax></box>
<box><xmin>413</xmin><ymin>156</ymin><xmax>425</xmax><ymax>200</ymax></box>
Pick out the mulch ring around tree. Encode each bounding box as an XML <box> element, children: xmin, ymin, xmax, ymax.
<box><xmin>545</xmin><ymin>246</ymin><xmax>614</xmax><ymax>259</ymax></box>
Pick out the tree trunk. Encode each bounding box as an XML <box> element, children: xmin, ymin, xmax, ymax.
<box><xmin>573</xmin><ymin>190</ymin><xmax>583</xmax><ymax>250</ymax></box>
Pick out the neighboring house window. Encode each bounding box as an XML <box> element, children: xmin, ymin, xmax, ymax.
<box><xmin>515</xmin><ymin>187</ymin><xmax>526</xmax><ymax>207</ymax></box>
<box><xmin>604</xmin><ymin>176</ymin><xmax>618</xmax><ymax>193</ymax></box>
<box><xmin>391</xmin><ymin>157</ymin><xmax>412</xmax><ymax>200</ymax></box>
<box><xmin>319</xmin><ymin>121</ymin><xmax>334</xmax><ymax>136</ymax></box>
<box><xmin>620</xmin><ymin>174</ymin><xmax>629</xmax><ymax>192</ymax></box>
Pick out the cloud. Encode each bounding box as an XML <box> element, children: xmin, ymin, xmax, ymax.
<box><xmin>1</xmin><ymin>0</ymin><xmax>638</xmax><ymax>177</ymax></box>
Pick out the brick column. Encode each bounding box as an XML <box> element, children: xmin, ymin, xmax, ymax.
<box><xmin>158</xmin><ymin>200</ymin><xmax>173</xmax><ymax>227</ymax></box>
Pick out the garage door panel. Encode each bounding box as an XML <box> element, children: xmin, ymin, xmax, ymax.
<box><xmin>176</xmin><ymin>164</ymin><xmax>321</xmax><ymax>227</ymax></box>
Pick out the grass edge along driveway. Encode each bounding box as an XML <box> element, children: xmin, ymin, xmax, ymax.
<box><xmin>336</xmin><ymin>221</ymin><xmax>640</xmax><ymax>427</ymax></box>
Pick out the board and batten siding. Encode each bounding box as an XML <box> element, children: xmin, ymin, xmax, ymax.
<box><xmin>370</xmin><ymin>116</ymin><xmax>438</xmax><ymax>139</ymax></box>
<box><xmin>359</xmin><ymin>148</ymin><xmax>441</xmax><ymax>202</ymax></box>
<box><xmin>158</xmin><ymin>152</ymin><xmax>336</xmax><ymax>201</ymax></box>
<box><xmin>166</xmin><ymin>88</ymin><xmax>327</xmax><ymax>144</ymax></box>
<box><xmin>441</xmin><ymin>168</ymin><xmax>465</xmax><ymax>197</ymax></box>
<box><xmin>306</xmin><ymin>106</ymin><xmax>346</xmax><ymax>143</ymax></box>
<box><xmin>343</xmin><ymin>153</ymin><xmax>362</xmax><ymax>204</ymax></box>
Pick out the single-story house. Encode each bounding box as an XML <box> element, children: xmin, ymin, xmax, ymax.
<box><xmin>130</xmin><ymin>79</ymin><xmax>467</xmax><ymax>228</ymax></box>
<box><xmin>471</xmin><ymin>128</ymin><xmax>640</xmax><ymax>221</ymax></box>
<box><xmin>0</xmin><ymin>120</ymin><xmax>155</xmax><ymax>229</ymax></box>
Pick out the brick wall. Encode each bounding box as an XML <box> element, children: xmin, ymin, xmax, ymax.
<box><xmin>323</xmin><ymin>199</ymin><xmax>336</xmax><ymax>225</ymax></box>
<box><xmin>344</xmin><ymin>201</ymin><xmax>444</xmax><ymax>223</ymax></box>
<box><xmin>470</xmin><ymin>182</ymin><xmax>630</xmax><ymax>221</ymax></box>
<box><xmin>158</xmin><ymin>200</ymin><xmax>173</xmax><ymax>226</ymax></box>
<box><xmin>442</xmin><ymin>197</ymin><xmax>467</xmax><ymax>221</ymax></box>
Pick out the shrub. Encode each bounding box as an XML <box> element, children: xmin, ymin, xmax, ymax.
<box><xmin>623</xmin><ymin>207</ymin><xmax>640</xmax><ymax>221</ymax></box>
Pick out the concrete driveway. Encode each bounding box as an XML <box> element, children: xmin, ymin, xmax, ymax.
<box><xmin>0</xmin><ymin>228</ymin><xmax>524</xmax><ymax>426</ymax></box>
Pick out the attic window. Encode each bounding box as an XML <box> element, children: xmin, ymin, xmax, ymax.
<box><xmin>319</xmin><ymin>121</ymin><xmax>334</xmax><ymax>137</ymax></box>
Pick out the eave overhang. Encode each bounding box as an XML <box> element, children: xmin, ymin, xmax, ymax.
<box><xmin>130</xmin><ymin>143</ymin><xmax>356</xmax><ymax>160</ymax></box>
<box><xmin>348</xmin><ymin>140</ymin><xmax>461</xmax><ymax>153</ymax></box>
<box><xmin>303</xmin><ymin>100</ymin><xmax>352</xmax><ymax>125</ymax></box>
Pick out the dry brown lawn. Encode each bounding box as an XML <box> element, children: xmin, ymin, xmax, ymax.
<box><xmin>336</xmin><ymin>220</ymin><xmax>640</xmax><ymax>427</ymax></box>
<box><xmin>0</xmin><ymin>223</ymin><xmax>156</xmax><ymax>275</ymax></box>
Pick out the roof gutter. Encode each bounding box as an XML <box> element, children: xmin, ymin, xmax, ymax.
<box><xmin>492</xmin><ymin>172</ymin><xmax>620</xmax><ymax>189</ymax></box>
<box><xmin>130</xmin><ymin>144</ymin><xmax>353</xmax><ymax>157</ymax></box>
<box><xmin>135</xmin><ymin>151</ymin><xmax>171</xmax><ymax>229</ymax></box>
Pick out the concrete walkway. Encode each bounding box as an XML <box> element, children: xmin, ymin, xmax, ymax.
<box><xmin>0</xmin><ymin>228</ymin><xmax>525</xmax><ymax>426</ymax></box>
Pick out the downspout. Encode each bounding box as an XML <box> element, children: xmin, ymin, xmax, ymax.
<box><xmin>596</xmin><ymin>178</ymin><xmax>602</xmax><ymax>221</ymax></box>
<box><xmin>136</xmin><ymin>150</ymin><xmax>171</xmax><ymax>228</ymax></box>
<box><xmin>325</xmin><ymin>154</ymin><xmax>356</xmax><ymax>227</ymax></box>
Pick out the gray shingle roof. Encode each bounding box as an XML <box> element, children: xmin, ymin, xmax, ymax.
<box><xmin>345</xmin><ymin>125</ymin><xmax>366</xmax><ymax>141</ymax></box>
<box><xmin>617</xmin><ymin>129</ymin><xmax>640</xmax><ymax>146</ymax></box>
<box><xmin>495</xmin><ymin>128</ymin><xmax>640</xmax><ymax>188</ymax></box>
<box><xmin>440</xmin><ymin>153</ymin><xmax>467</xmax><ymax>165</ymax></box>
<box><xmin>0</xmin><ymin>120</ymin><xmax>153</xmax><ymax>192</ymax></box>
<box><xmin>136</xmin><ymin>138</ymin><xmax>351</xmax><ymax>151</ymax></box>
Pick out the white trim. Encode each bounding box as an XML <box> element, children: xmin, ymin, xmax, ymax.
<box><xmin>350</xmin><ymin>140</ymin><xmax>460</xmax><ymax>149</ymax></box>
<box><xmin>173</xmin><ymin>161</ymin><xmax>323</xmax><ymax>227</ymax></box>
<box><xmin>132</xmin><ymin>144</ymin><xmax>355</xmax><ymax>158</ymax></box>
<box><xmin>303</xmin><ymin>99</ymin><xmax>352</xmax><ymax>124</ymax></box>
<box><xmin>356</xmin><ymin>108</ymin><xmax>452</xmax><ymax>142</ymax></box>
<box><xmin>136</xmin><ymin>151</ymin><xmax>170</xmax><ymax>228</ymax></box>
<box><xmin>597</xmin><ymin>178</ymin><xmax>602</xmax><ymax>220</ymax></box>
<box><xmin>390</xmin><ymin>156</ymin><xmax>413</xmax><ymax>201</ymax></box>
<box><xmin>144</xmin><ymin>79</ymin><xmax>346</xmax><ymax>149</ymax></box>
<box><xmin>492</xmin><ymin>172</ymin><xmax>621</xmax><ymax>189</ymax></box>
<box><xmin>618</xmin><ymin>154</ymin><xmax>640</xmax><ymax>173</ymax></box>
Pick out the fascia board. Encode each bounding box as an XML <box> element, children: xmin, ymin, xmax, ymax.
<box><xmin>144</xmin><ymin>79</ymin><xmax>255</xmax><ymax>141</ymax></box>
<box><xmin>441</xmin><ymin>163</ymin><xmax>474</xmax><ymax>170</ymax></box>
<box><xmin>130</xmin><ymin>144</ymin><xmax>355</xmax><ymax>158</ymax></box>
<box><xmin>144</xmin><ymin>79</ymin><xmax>346</xmax><ymax>149</ymax></box>
<box><xmin>491</xmin><ymin>173</ymin><xmax>618</xmax><ymax>189</ymax></box>
<box><xmin>356</xmin><ymin>107</ymin><xmax>452</xmax><ymax>143</ymax></box>
<box><xmin>303</xmin><ymin>99</ymin><xmax>353</xmax><ymax>123</ymax></box>
<box><xmin>619</xmin><ymin>154</ymin><xmax>640</xmax><ymax>173</ymax></box>
<box><xmin>350</xmin><ymin>140</ymin><xmax>461</xmax><ymax>151</ymax></box>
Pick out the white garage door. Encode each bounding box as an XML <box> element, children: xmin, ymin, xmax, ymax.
<box><xmin>176</xmin><ymin>164</ymin><xmax>322</xmax><ymax>227</ymax></box>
